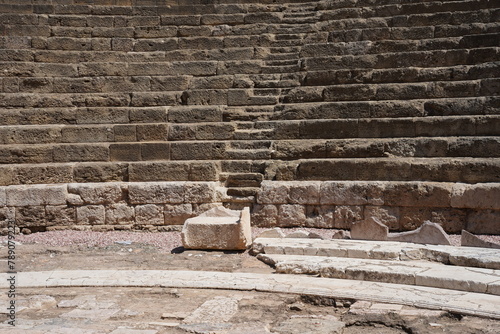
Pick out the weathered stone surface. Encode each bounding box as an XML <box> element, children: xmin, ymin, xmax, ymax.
<box><xmin>351</xmin><ymin>217</ymin><xmax>389</xmax><ymax>241</ymax></box>
<box><xmin>182</xmin><ymin>206</ymin><xmax>251</xmax><ymax>250</ymax></box>
<box><xmin>461</xmin><ymin>230</ymin><xmax>500</xmax><ymax>249</ymax></box>
<box><xmin>6</xmin><ymin>184</ymin><xmax>67</xmax><ymax>206</ymax></box>
<box><xmin>466</xmin><ymin>210</ymin><xmax>500</xmax><ymax>235</ymax></box>
<box><xmin>388</xmin><ymin>221</ymin><xmax>451</xmax><ymax>245</ymax></box>
<box><xmin>129</xmin><ymin>182</ymin><xmax>185</xmax><ymax>204</ymax></box>
<box><xmin>364</xmin><ymin>206</ymin><xmax>400</xmax><ymax>231</ymax></box>
<box><xmin>251</xmin><ymin>204</ymin><xmax>278</xmax><ymax>227</ymax></box>
<box><xmin>286</xmin><ymin>231</ymin><xmax>310</xmax><ymax>239</ymax></box>
<box><xmin>278</xmin><ymin>204</ymin><xmax>306</xmax><ymax>226</ymax></box>
<box><xmin>0</xmin><ymin>187</ymin><xmax>5</xmax><ymax>206</ymax></box>
<box><xmin>164</xmin><ymin>204</ymin><xmax>193</xmax><ymax>225</ymax></box>
<box><xmin>256</xmin><ymin>227</ymin><xmax>285</xmax><ymax>238</ymax></box>
<box><xmin>452</xmin><ymin>183</ymin><xmax>500</xmax><ymax>210</ymax></box>
<box><xmin>135</xmin><ymin>204</ymin><xmax>164</xmax><ymax>225</ymax></box>
<box><xmin>106</xmin><ymin>204</ymin><xmax>134</xmax><ymax>225</ymax></box>
<box><xmin>77</xmin><ymin>205</ymin><xmax>105</xmax><ymax>225</ymax></box>
<box><xmin>320</xmin><ymin>182</ymin><xmax>384</xmax><ymax>206</ymax></box>
<box><xmin>68</xmin><ymin>183</ymin><xmax>123</xmax><ymax>205</ymax></box>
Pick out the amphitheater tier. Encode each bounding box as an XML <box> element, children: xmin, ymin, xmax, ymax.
<box><xmin>0</xmin><ymin>0</ymin><xmax>499</xmax><ymax>234</ymax></box>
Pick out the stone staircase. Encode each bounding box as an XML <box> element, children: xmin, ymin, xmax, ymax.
<box><xmin>0</xmin><ymin>0</ymin><xmax>499</xmax><ymax>233</ymax></box>
<box><xmin>253</xmin><ymin>237</ymin><xmax>500</xmax><ymax>295</ymax></box>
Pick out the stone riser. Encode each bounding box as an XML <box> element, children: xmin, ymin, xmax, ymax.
<box><xmin>1</xmin><ymin>180</ymin><xmax>499</xmax><ymax>234</ymax></box>
<box><xmin>1</xmin><ymin>115</ymin><xmax>498</xmax><ymax>144</ymax></box>
<box><xmin>1</xmin><ymin>62</ymin><xmax>498</xmax><ymax>95</ymax></box>
<box><xmin>1</xmin><ymin>137</ymin><xmax>500</xmax><ymax>164</ymax></box>
<box><xmin>1</xmin><ymin>157</ymin><xmax>500</xmax><ymax>186</ymax></box>
<box><xmin>1</xmin><ymin>97</ymin><xmax>498</xmax><ymax>126</ymax></box>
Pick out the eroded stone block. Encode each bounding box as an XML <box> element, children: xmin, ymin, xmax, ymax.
<box><xmin>77</xmin><ymin>205</ymin><xmax>105</xmax><ymax>225</ymax></box>
<box><xmin>106</xmin><ymin>204</ymin><xmax>134</xmax><ymax>225</ymax></box>
<box><xmin>181</xmin><ymin>206</ymin><xmax>251</xmax><ymax>250</ymax></box>
<box><xmin>6</xmin><ymin>184</ymin><xmax>67</xmax><ymax>206</ymax></box>
<box><xmin>135</xmin><ymin>204</ymin><xmax>164</xmax><ymax>225</ymax></box>
<box><xmin>351</xmin><ymin>216</ymin><xmax>388</xmax><ymax>241</ymax></box>
<box><xmin>68</xmin><ymin>183</ymin><xmax>124</xmax><ymax>205</ymax></box>
<box><xmin>388</xmin><ymin>221</ymin><xmax>451</xmax><ymax>245</ymax></box>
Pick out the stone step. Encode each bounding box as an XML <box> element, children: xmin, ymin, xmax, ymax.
<box><xmin>302</xmin><ymin>63</ymin><xmax>500</xmax><ymax>87</ymax></box>
<box><xmin>222</xmin><ymin>172</ymin><xmax>264</xmax><ymax>188</ymax></box>
<box><xmin>302</xmin><ymin>34</ymin><xmax>498</xmax><ymax>57</ymax></box>
<box><xmin>3</xmin><ymin>269</ymin><xmax>500</xmax><ymax>320</ymax></box>
<box><xmin>2</xmin><ymin>114</ymin><xmax>497</xmax><ymax>145</ymax></box>
<box><xmin>257</xmin><ymin>254</ymin><xmax>500</xmax><ymax>296</ymax></box>
<box><xmin>226</xmin><ymin>187</ymin><xmax>261</xmax><ymax>197</ymax></box>
<box><xmin>227</xmin><ymin>149</ymin><xmax>272</xmax><ymax>160</ymax></box>
<box><xmin>233</xmin><ymin>129</ymin><xmax>274</xmax><ymax>140</ymax></box>
<box><xmin>2</xmin><ymin>136</ymin><xmax>499</xmax><ymax>164</ymax></box>
<box><xmin>301</xmin><ymin>48</ymin><xmax>499</xmax><ymax>72</ymax></box>
<box><xmin>252</xmin><ymin>238</ymin><xmax>500</xmax><ymax>270</ymax></box>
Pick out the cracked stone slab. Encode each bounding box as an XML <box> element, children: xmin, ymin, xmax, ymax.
<box><xmin>257</xmin><ymin>254</ymin><xmax>500</xmax><ymax>295</ymax></box>
<box><xmin>252</xmin><ymin>238</ymin><xmax>500</xmax><ymax>269</ymax></box>
<box><xmin>1</xmin><ymin>270</ymin><xmax>500</xmax><ymax>320</ymax></box>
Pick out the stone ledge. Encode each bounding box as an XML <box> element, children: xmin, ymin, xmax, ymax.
<box><xmin>1</xmin><ymin>270</ymin><xmax>499</xmax><ymax>320</ymax></box>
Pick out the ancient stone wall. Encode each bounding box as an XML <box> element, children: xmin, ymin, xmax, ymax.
<box><xmin>0</xmin><ymin>0</ymin><xmax>499</xmax><ymax>233</ymax></box>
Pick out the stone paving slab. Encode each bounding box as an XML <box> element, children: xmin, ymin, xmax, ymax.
<box><xmin>258</xmin><ymin>254</ymin><xmax>500</xmax><ymax>295</ymax></box>
<box><xmin>1</xmin><ymin>270</ymin><xmax>500</xmax><ymax>320</ymax></box>
<box><xmin>252</xmin><ymin>238</ymin><xmax>500</xmax><ymax>269</ymax></box>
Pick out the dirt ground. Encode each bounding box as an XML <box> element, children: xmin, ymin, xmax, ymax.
<box><xmin>1</xmin><ymin>233</ymin><xmax>500</xmax><ymax>333</ymax></box>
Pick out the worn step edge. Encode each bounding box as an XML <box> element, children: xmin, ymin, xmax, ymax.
<box><xmin>1</xmin><ymin>270</ymin><xmax>500</xmax><ymax>320</ymax></box>
<box><xmin>252</xmin><ymin>238</ymin><xmax>500</xmax><ymax>270</ymax></box>
<box><xmin>257</xmin><ymin>254</ymin><xmax>500</xmax><ymax>296</ymax></box>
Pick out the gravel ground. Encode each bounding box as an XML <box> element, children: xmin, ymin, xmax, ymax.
<box><xmin>2</xmin><ymin>228</ymin><xmax>500</xmax><ymax>251</ymax></box>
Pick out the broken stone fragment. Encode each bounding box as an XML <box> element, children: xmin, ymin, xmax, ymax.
<box><xmin>350</xmin><ymin>216</ymin><xmax>388</xmax><ymax>241</ymax></box>
<box><xmin>256</xmin><ymin>227</ymin><xmax>286</xmax><ymax>238</ymax></box>
<box><xmin>332</xmin><ymin>230</ymin><xmax>349</xmax><ymax>239</ymax></box>
<box><xmin>461</xmin><ymin>230</ymin><xmax>500</xmax><ymax>249</ymax></box>
<box><xmin>181</xmin><ymin>206</ymin><xmax>251</xmax><ymax>250</ymax></box>
<box><xmin>387</xmin><ymin>221</ymin><xmax>451</xmax><ymax>245</ymax></box>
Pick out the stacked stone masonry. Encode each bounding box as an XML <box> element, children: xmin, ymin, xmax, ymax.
<box><xmin>0</xmin><ymin>0</ymin><xmax>499</xmax><ymax>233</ymax></box>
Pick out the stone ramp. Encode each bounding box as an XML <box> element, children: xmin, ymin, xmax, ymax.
<box><xmin>257</xmin><ymin>254</ymin><xmax>500</xmax><ymax>296</ymax></box>
<box><xmin>1</xmin><ymin>269</ymin><xmax>500</xmax><ymax>320</ymax></box>
<box><xmin>252</xmin><ymin>237</ymin><xmax>500</xmax><ymax>269</ymax></box>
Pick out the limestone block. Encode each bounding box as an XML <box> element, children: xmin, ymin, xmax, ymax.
<box><xmin>278</xmin><ymin>204</ymin><xmax>306</xmax><ymax>227</ymax></box>
<box><xmin>289</xmin><ymin>182</ymin><xmax>321</xmax><ymax>204</ymax></box>
<box><xmin>68</xmin><ymin>183</ymin><xmax>124</xmax><ymax>205</ymax></box>
<box><xmin>257</xmin><ymin>228</ymin><xmax>285</xmax><ymax>238</ymax></box>
<box><xmin>181</xmin><ymin>206</ymin><xmax>251</xmax><ymax>250</ymax></box>
<box><xmin>461</xmin><ymin>230</ymin><xmax>500</xmax><ymax>249</ymax></box>
<box><xmin>384</xmin><ymin>182</ymin><xmax>452</xmax><ymax>207</ymax></box>
<box><xmin>430</xmin><ymin>209</ymin><xmax>466</xmax><ymax>234</ymax></box>
<box><xmin>334</xmin><ymin>205</ymin><xmax>363</xmax><ymax>229</ymax></box>
<box><xmin>0</xmin><ymin>207</ymin><xmax>15</xmax><ymax>228</ymax></box>
<box><xmin>184</xmin><ymin>182</ymin><xmax>217</xmax><ymax>203</ymax></box>
<box><xmin>106</xmin><ymin>204</ymin><xmax>134</xmax><ymax>225</ymax></box>
<box><xmin>257</xmin><ymin>181</ymin><xmax>289</xmax><ymax>204</ymax></box>
<box><xmin>387</xmin><ymin>221</ymin><xmax>451</xmax><ymax>245</ymax></box>
<box><xmin>46</xmin><ymin>206</ymin><xmax>76</xmax><ymax>226</ymax></box>
<box><xmin>251</xmin><ymin>204</ymin><xmax>278</xmax><ymax>227</ymax></box>
<box><xmin>286</xmin><ymin>231</ymin><xmax>310</xmax><ymax>238</ymax></box>
<box><xmin>364</xmin><ymin>206</ymin><xmax>399</xmax><ymax>231</ymax></box>
<box><xmin>77</xmin><ymin>205</ymin><xmax>105</xmax><ymax>225</ymax></box>
<box><xmin>466</xmin><ymin>210</ymin><xmax>500</xmax><ymax>235</ymax></box>
<box><xmin>0</xmin><ymin>187</ymin><xmax>5</xmax><ymax>206</ymax></box>
<box><xmin>6</xmin><ymin>184</ymin><xmax>67</xmax><ymax>206</ymax></box>
<box><xmin>129</xmin><ymin>162</ymin><xmax>190</xmax><ymax>182</ymax></box>
<box><xmin>16</xmin><ymin>206</ymin><xmax>47</xmax><ymax>227</ymax></box>
<box><xmin>73</xmin><ymin>163</ymin><xmax>128</xmax><ymax>183</ymax></box>
<box><xmin>351</xmin><ymin>217</ymin><xmax>388</xmax><ymax>241</ymax></box>
<box><xmin>135</xmin><ymin>204</ymin><xmax>164</xmax><ymax>225</ymax></box>
<box><xmin>451</xmin><ymin>183</ymin><xmax>500</xmax><ymax>210</ymax></box>
<box><xmin>320</xmin><ymin>181</ymin><xmax>384</xmax><ymax>205</ymax></box>
<box><xmin>189</xmin><ymin>162</ymin><xmax>218</xmax><ymax>182</ymax></box>
<box><xmin>164</xmin><ymin>204</ymin><xmax>193</xmax><ymax>225</ymax></box>
<box><xmin>129</xmin><ymin>182</ymin><xmax>185</xmax><ymax>204</ymax></box>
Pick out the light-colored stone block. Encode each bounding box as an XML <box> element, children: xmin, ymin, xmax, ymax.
<box><xmin>129</xmin><ymin>182</ymin><xmax>185</xmax><ymax>204</ymax></box>
<box><xmin>364</xmin><ymin>206</ymin><xmax>399</xmax><ymax>231</ymax></box>
<box><xmin>6</xmin><ymin>184</ymin><xmax>67</xmax><ymax>206</ymax></box>
<box><xmin>289</xmin><ymin>182</ymin><xmax>320</xmax><ymax>204</ymax></box>
<box><xmin>452</xmin><ymin>183</ymin><xmax>500</xmax><ymax>210</ymax></box>
<box><xmin>257</xmin><ymin>227</ymin><xmax>285</xmax><ymax>238</ymax></box>
<box><xmin>135</xmin><ymin>204</ymin><xmax>164</xmax><ymax>225</ymax></box>
<box><xmin>257</xmin><ymin>181</ymin><xmax>289</xmax><ymax>204</ymax></box>
<box><xmin>384</xmin><ymin>182</ymin><xmax>452</xmax><ymax>207</ymax></box>
<box><xmin>0</xmin><ymin>187</ymin><xmax>6</xmax><ymax>206</ymax></box>
<box><xmin>320</xmin><ymin>181</ymin><xmax>384</xmax><ymax>205</ymax></box>
<box><xmin>164</xmin><ymin>204</ymin><xmax>192</xmax><ymax>225</ymax></box>
<box><xmin>461</xmin><ymin>230</ymin><xmax>500</xmax><ymax>249</ymax></box>
<box><xmin>184</xmin><ymin>182</ymin><xmax>217</xmax><ymax>203</ymax></box>
<box><xmin>106</xmin><ymin>204</ymin><xmax>135</xmax><ymax>225</ymax></box>
<box><xmin>68</xmin><ymin>183</ymin><xmax>123</xmax><ymax>205</ymax></box>
<box><xmin>351</xmin><ymin>217</ymin><xmax>388</xmax><ymax>241</ymax></box>
<box><xmin>334</xmin><ymin>205</ymin><xmax>363</xmax><ymax>229</ymax></box>
<box><xmin>278</xmin><ymin>204</ymin><xmax>306</xmax><ymax>226</ymax></box>
<box><xmin>77</xmin><ymin>205</ymin><xmax>105</xmax><ymax>225</ymax></box>
<box><xmin>387</xmin><ymin>221</ymin><xmax>451</xmax><ymax>245</ymax></box>
<box><xmin>182</xmin><ymin>206</ymin><xmax>252</xmax><ymax>250</ymax></box>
